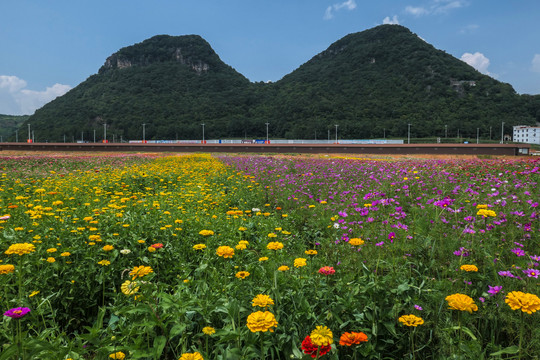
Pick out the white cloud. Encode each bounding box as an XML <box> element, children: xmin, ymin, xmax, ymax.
<box><xmin>382</xmin><ymin>15</ymin><xmax>400</xmax><ymax>25</ymax></box>
<box><xmin>0</xmin><ymin>75</ymin><xmax>27</xmax><ymax>93</ymax></box>
<box><xmin>323</xmin><ymin>0</ymin><xmax>356</xmax><ymax>20</ymax></box>
<box><xmin>0</xmin><ymin>75</ymin><xmax>71</xmax><ymax>115</ymax></box>
<box><xmin>404</xmin><ymin>0</ymin><xmax>466</xmax><ymax>17</ymax></box>
<box><xmin>405</xmin><ymin>6</ymin><xmax>428</xmax><ymax>16</ymax></box>
<box><xmin>532</xmin><ymin>54</ymin><xmax>540</xmax><ymax>73</ymax></box>
<box><xmin>460</xmin><ymin>52</ymin><xmax>491</xmax><ymax>75</ymax></box>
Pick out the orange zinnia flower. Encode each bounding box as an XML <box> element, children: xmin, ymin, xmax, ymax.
<box><xmin>339</xmin><ymin>331</ymin><xmax>368</xmax><ymax>346</ymax></box>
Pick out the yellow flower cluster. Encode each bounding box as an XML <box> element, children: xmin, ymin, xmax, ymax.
<box><xmin>349</xmin><ymin>238</ymin><xmax>365</xmax><ymax>246</ymax></box>
<box><xmin>198</xmin><ymin>230</ymin><xmax>214</xmax><ymax>236</ymax></box>
<box><xmin>445</xmin><ymin>293</ymin><xmax>478</xmax><ymax>313</ymax></box>
<box><xmin>5</xmin><ymin>243</ymin><xmax>36</xmax><ymax>256</ymax></box>
<box><xmin>476</xmin><ymin>209</ymin><xmax>497</xmax><ymax>217</ymax></box>
<box><xmin>216</xmin><ymin>246</ymin><xmax>234</xmax><ymax>258</ymax></box>
<box><xmin>398</xmin><ymin>314</ymin><xmax>425</xmax><ymax>327</ymax></box>
<box><xmin>460</xmin><ymin>264</ymin><xmax>478</xmax><ymax>272</ymax></box>
<box><xmin>235</xmin><ymin>271</ymin><xmax>250</xmax><ymax>279</ymax></box>
<box><xmin>505</xmin><ymin>291</ymin><xmax>540</xmax><ymax>314</ymax></box>
<box><xmin>267</xmin><ymin>242</ymin><xmax>284</xmax><ymax>250</ymax></box>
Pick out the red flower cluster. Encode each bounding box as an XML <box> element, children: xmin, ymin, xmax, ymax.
<box><xmin>150</xmin><ymin>243</ymin><xmax>164</xmax><ymax>249</ymax></box>
<box><xmin>301</xmin><ymin>335</ymin><xmax>331</xmax><ymax>358</ymax></box>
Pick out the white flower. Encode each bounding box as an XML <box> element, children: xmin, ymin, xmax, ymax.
<box><xmin>252</xmin><ymin>208</ymin><xmax>261</xmax><ymax>212</ymax></box>
<box><xmin>120</xmin><ymin>249</ymin><xmax>131</xmax><ymax>255</ymax></box>
<box><xmin>333</xmin><ymin>223</ymin><xmax>340</xmax><ymax>229</ymax></box>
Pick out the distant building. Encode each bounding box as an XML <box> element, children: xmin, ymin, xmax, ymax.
<box><xmin>513</xmin><ymin>125</ymin><xmax>540</xmax><ymax>145</ymax></box>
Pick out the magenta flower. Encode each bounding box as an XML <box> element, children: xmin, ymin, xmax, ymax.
<box><xmin>510</xmin><ymin>248</ymin><xmax>526</xmax><ymax>257</ymax></box>
<box><xmin>4</xmin><ymin>307</ymin><xmax>31</xmax><ymax>319</ymax></box>
<box><xmin>523</xmin><ymin>269</ymin><xmax>539</xmax><ymax>278</ymax></box>
<box><xmin>487</xmin><ymin>285</ymin><xmax>502</xmax><ymax>296</ymax></box>
<box><xmin>414</xmin><ymin>305</ymin><xmax>423</xmax><ymax>311</ymax></box>
<box><xmin>388</xmin><ymin>232</ymin><xmax>396</xmax><ymax>243</ymax></box>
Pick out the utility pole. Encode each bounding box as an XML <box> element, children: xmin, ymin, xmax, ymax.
<box><xmin>407</xmin><ymin>123</ymin><xmax>411</xmax><ymax>144</ymax></box>
<box><xmin>142</xmin><ymin>123</ymin><xmax>146</xmax><ymax>143</ymax></box>
<box><xmin>104</xmin><ymin>123</ymin><xmax>107</xmax><ymax>143</ymax></box>
<box><xmin>477</xmin><ymin>128</ymin><xmax>479</xmax><ymax>144</ymax></box>
<box><xmin>500</xmin><ymin>122</ymin><xmax>505</xmax><ymax>144</ymax></box>
<box><xmin>93</xmin><ymin>129</ymin><xmax>96</xmax><ymax>143</ymax></box>
<box><xmin>15</xmin><ymin>130</ymin><xmax>18</xmax><ymax>142</ymax></box>
<box><xmin>265</xmin><ymin>122</ymin><xmax>269</xmax><ymax>144</ymax></box>
<box><xmin>335</xmin><ymin>124</ymin><xmax>338</xmax><ymax>144</ymax></box>
<box><xmin>201</xmin><ymin>123</ymin><xmax>205</xmax><ymax>143</ymax></box>
<box><xmin>28</xmin><ymin>124</ymin><xmax>31</xmax><ymax>142</ymax></box>
<box><xmin>445</xmin><ymin>125</ymin><xmax>448</xmax><ymax>138</ymax></box>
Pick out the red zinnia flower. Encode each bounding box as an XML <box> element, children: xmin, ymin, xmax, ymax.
<box><xmin>318</xmin><ymin>266</ymin><xmax>336</xmax><ymax>275</ymax></box>
<box><xmin>151</xmin><ymin>243</ymin><xmax>164</xmax><ymax>249</ymax></box>
<box><xmin>301</xmin><ymin>335</ymin><xmax>331</xmax><ymax>358</ymax></box>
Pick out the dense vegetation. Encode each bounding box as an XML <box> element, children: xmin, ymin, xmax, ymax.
<box><xmin>18</xmin><ymin>25</ymin><xmax>540</xmax><ymax>142</ymax></box>
<box><xmin>0</xmin><ymin>115</ymin><xmax>29</xmax><ymax>141</ymax></box>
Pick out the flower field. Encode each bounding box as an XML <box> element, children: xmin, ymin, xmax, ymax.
<box><xmin>0</xmin><ymin>153</ymin><xmax>539</xmax><ymax>359</ymax></box>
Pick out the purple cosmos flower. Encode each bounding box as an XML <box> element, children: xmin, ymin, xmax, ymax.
<box><xmin>511</xmin><ymin>248</ymin><xmax>526</xmax><ymax>257</ymax></box>
<box><xmin>375</xmin><ymin>241</ymin><xmax>384</xmax><ymax>247</ymax></box>
<box><xmin>479</xmin><ymin>297</ymin><xmax>485</xmax><ymax>303</ymax></box>
<box><xmin>523</xmin><ymin>269</ymin><xmax>539</xmax><ymax>278</ymax></box>
<box><xmin>487</xmin><ymin>285</ymin><xmax>503</xmax><ymax>296</ymax></box>
<box><xmin>414</xmin><ymin>305</ymin><xmax>423</xmax><ymax>311</ymax></box>
<box><xmin>4</xmin><ymin>307</ymin><xmax>31</xmax><ymax>319</ymax></box>
<box><xmin>498</xmin><ymin>271</ymin><xmax>516</xmax><ymax>278</ymax></box>
<box><xmin>388</xmin><ymin>232</ymin><xmax>396</xmax><ymax>243</ymax></box>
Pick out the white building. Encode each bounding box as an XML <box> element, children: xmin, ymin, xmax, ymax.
<box><xmin>513</xmin><ymin>125</ymin><xmax>540</xmax><ymax>145</ymax></box>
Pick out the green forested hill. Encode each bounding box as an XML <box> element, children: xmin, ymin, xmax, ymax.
<box><xmin>21</xmin><ymin>25</ymin><xmax>540</xmax><ymax>142</ymax></box>
<box><xmin>0</xmin><ymin>115</ymin><xmax>29</xmax><ymax>141</ymax></box>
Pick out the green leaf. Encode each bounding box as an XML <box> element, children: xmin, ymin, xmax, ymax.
<box><xmin>153</xmin><ymin>335</ymin><xmax>167</xmax><ymax>358</ymax></box>
<box><xmin>489</xmin><ymin>345</ymin><xmax>520</xmax><ymax>356</ymax></box>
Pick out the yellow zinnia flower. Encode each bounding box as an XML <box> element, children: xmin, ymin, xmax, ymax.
<box><xmin>193</xmin><ymin>244</ymin><xmax>206</xmax><ymax>250</ymax></box>
<box><xmin>277</xmin><ymin>265</ymin><xmax>289</xmax><ymax>272</ymax></box>
<box><xmin>235</xmin><ymin>271</ymin><xmax>250</xmax><ymax>279</ymax></box>
<box><xmin>102</xmin><ymin>245</ymin><xmax>114</xmax><ymax>251</ymax></box>
<box><xmin>398</xmin><ymin>314</ymin><xmax>425</xmax><ymax>327</ymax></box>
<box><xmin>130</xmin><ymin>265</ymin><xmax>153</xmax><ymax>279</ymax></box>
<box><xmin>294</xmin><ymin>258</ymin><xmax>307</xmax><ymax>268</ymax></box>
<box><xmin>121</xmin><ymin>280</ymin><xmax>140</xmax><ymax>296</ymax></box>
<box><xmin>246</xmin><ymin>311</ymin><xmax>278</xmax><ymax>333</ymax></box>
<box><xmin>109</xmin><ymin>352</ymin><xmax>125</xmax><ymax>359</ymax></box>
<box><xmin>445</xmin><ymin>293</ymin><xmax>478</xmax><ymax>313</ymax></box>
<box><xmin>252</xmin><ymin>294</ymin><xmax>274</xmax><ymax>308</ymax></box>
<box><xmin>505</xmin><ymin>291</ymin><xmax>540</xmax><ymax>314</ymax></box>
<box><xmin>202</xmin><ymin>326</ymin><xmax>216</xmax><ymax>335</ymax></box>
<box><xmin>178</xmin><ymin>352</ymin><xmax>203</xmax><ymax>360</ymax></box>
<box><xmin>310</xmin><ymin>325</ymin><xmax>334</xmax><ymax>346</ymax></box>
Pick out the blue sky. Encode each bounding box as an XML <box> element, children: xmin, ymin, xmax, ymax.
<box><xmin>1</xmin><ymin>0</ymin><xmax>539</xmax><ymax>115</ymax></box>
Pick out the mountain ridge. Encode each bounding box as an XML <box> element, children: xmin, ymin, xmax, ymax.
<box><xmin>17</xmin><ymin>25</ymin><xmax>540</xmax><ymax>142</ymax></box>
